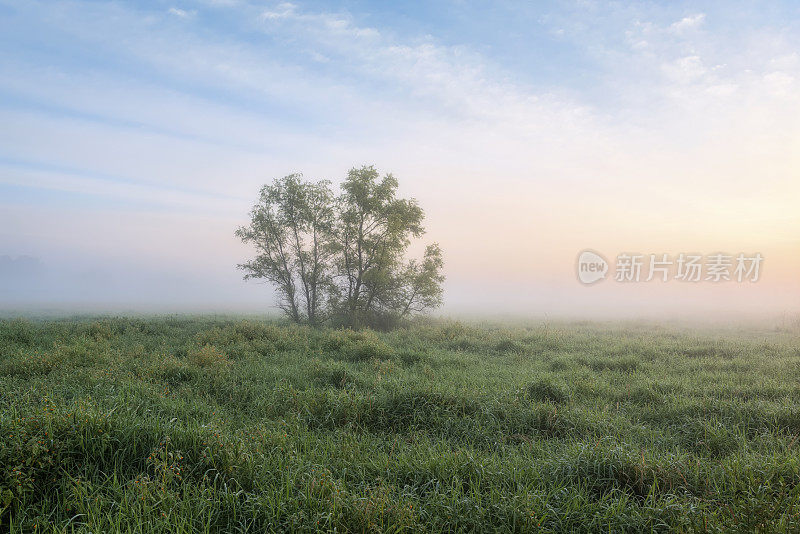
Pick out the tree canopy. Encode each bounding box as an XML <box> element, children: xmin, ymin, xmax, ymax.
<box><xmin>237</xmin><ymin>166</ymin><xmax>444</xmax><ymax>328</ymax></box>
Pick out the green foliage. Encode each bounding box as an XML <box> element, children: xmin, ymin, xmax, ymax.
<box><xmin>1</xmin><ymin>317</ymin><xmax>800</xmax><ymax>532</ymax></box>
<box><xmin>187</xmin><ymin>344</ymin><xmax>231</xmax><ymax>369</ymax></box>
<box><xmin>321</xmin><ymin>329</ymin><xmax>395</xmax><ymax>361</ymax></box>
<box><xmin>237</xmin><ymin>166</ymin><xmax>444</xmax><ymax>328</ymax></box>
<box><xmin>236</xmin><ymin>174</ymin><xmax>336</xmax><ymax>324</ymax></box>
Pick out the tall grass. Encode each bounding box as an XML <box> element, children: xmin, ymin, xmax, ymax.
<box><xmin>1</xmin><ymin>317</ymin><xmax>799</xmax><ymax>532</ymax></box>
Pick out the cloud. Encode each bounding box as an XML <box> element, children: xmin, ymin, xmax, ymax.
<box><xmin>669</xmin><ymin>13</ymin><xmax>705</xmax><ymax>34</ymax></box>
<box><xmin>167</xmin><ymin>7</ymin><xmax>195</xmax><ymax>18</ymax></box>
<box><xmin>259</xmin><ymin>2</ymin><xmax>295</xmax><ymax>20</ymax></box>
<box><xmin>661</xmin><ymin>54</ymin><xmax>706</xmax><ymax>83</ymax></box>
<box><xmin>3</xmin><ymin>1</ymin><xmax>800</xmax><ymax>200</ymax></box>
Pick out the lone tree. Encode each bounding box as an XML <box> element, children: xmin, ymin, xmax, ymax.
<box><xmin>237</xmin><ymin>166</ymin><xmax>444</xmax><ymax>328</ymax></box>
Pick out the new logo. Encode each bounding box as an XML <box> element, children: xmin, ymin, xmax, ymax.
<box><xmin>576</xmin><ymin>250</ymin><xmax>609</xmax><ymax>285</ymax></box>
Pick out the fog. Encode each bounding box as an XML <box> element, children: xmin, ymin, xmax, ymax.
<box><xmin>2</xmin><ymin>250</ymin><xmax>797</xmax><ymax>323</ymax></box>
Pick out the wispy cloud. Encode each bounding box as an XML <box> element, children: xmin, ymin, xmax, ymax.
<box><xmin>669</xmin><ymin>13</ymin><xmax>705</xmax><ymax>34</ymax></box>
<box><xmin>168</xmin><ymin>7</ymin><xmax>196</xmax><ymax>18</ymax></box>
<box><xmin>259</xmin><ymin>2</ymin><xmax>295</xmax><ymax>20</ymax></box>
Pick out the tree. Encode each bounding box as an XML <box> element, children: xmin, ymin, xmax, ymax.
<box><xmin>396</xmin><ymin>244</ymin><xmax>445</xmax><ymax>317</ymax></box>
<box><xmin>237</xmin><ymin>166</ymin><xmax>444</xmax><ymax>327</ymax></box>
<box><xmin>331</xmin><ymin>165</ymin><xmax>428</xmax><ymax>327</ymax></box>
<box><xmin>235</xmin><ymin>174</ymin><xmax>335</xmax><ymax>325</ymax></box>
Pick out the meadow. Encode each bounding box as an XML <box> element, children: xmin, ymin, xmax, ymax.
<box><xmin>1</xmin><ymin>316</ymin><xmax>799</xmax><ymax>532</ymax></box>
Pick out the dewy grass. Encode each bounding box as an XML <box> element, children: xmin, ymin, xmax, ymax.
<box><xmin>1</xmin><ymin>317</ymin><xmax>799</xmax><ymax>532</ymax></box>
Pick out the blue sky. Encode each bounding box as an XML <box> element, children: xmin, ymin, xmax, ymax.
<box><xmin>1</xmin><ymin>0</ymin><xmax>799</xmax><ymax>315</ymax></box>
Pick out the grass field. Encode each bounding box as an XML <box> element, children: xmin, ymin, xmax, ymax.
<box><xmin>1</xmin><ymin>317</ymin><xmax>800</xmax><ymax>532</ymax></box>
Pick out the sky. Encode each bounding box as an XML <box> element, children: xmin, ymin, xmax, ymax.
<box><xmin>1</xmin><ymin>0</ymin><xmax>799</xmax><ymax>319</ymax></box>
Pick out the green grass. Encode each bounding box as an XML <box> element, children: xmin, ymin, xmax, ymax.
<box><xmin>1</xmin><ymin>316</ymin><xmax>800</xmax><ymax>532</ymax></box>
